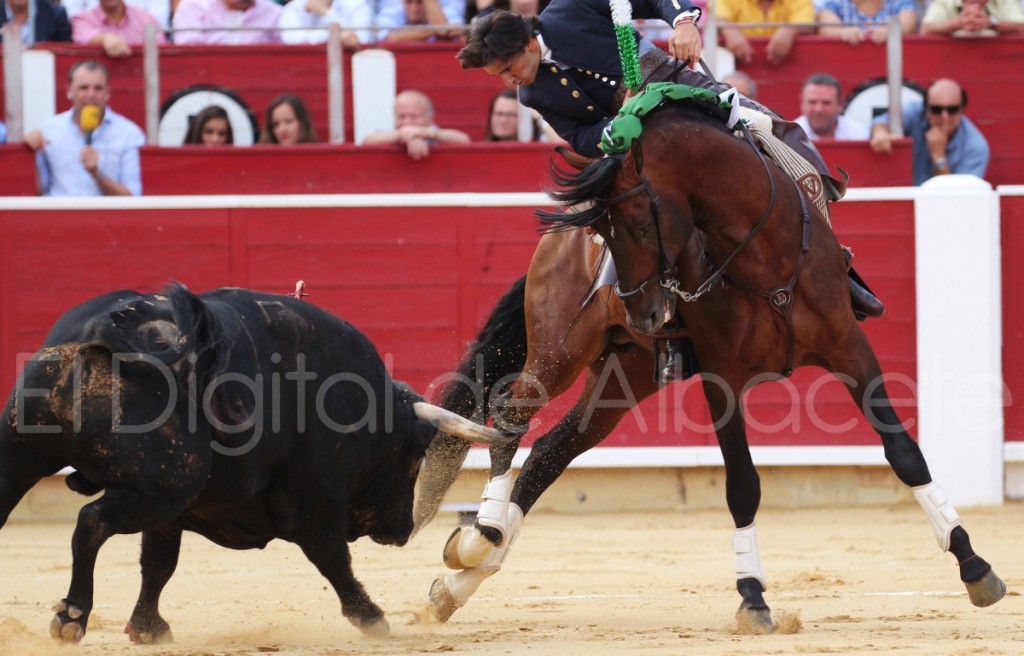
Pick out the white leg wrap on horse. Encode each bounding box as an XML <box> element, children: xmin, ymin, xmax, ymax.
<box><xmin>913</xmin><ymin>482</ymin><xmax>961</xmax><ymax>551</ymax></box>
<box><xmin>475</xmin><ymin>470</ymin><xmax>515</xmax><ymax>539</ymax></box>
<box><xmin>438</xmin><ymin>567</ymin><xmax>498</xmax><ymax>609</ymax></box>
<box><xmin>456</xmin><ymin>502</ymin><xmax>523</xmax><ymax>569</ymax></box>
<box><xmin>733</xmin><ymin>523</ymin><xmax>768</xmax><ymax>590</ymax></box>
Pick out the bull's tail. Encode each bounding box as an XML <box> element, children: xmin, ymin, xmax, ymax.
<box><xmin>413</xmin><ymin>275</ymin><xmax>529</xmax><ymax>533</ymax></box>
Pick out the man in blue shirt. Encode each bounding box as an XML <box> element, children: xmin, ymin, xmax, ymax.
<box><xmin>24</xmin><ymin>59</ymin><xmax>145</xmax><ymax>196</ymax></box>
<box><xmin>870</xmin><ymin>77</ymin><xmax>989</xmax><ymax>186</ymax></box>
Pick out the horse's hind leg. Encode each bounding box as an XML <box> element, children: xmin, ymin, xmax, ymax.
<box><xmin>831</xmin><ymin>331</ymin><xmax>1005</xmax><ymax>608</ymax></box>
<box><xmin>703</xmin><ymin>377</ymin><xmax>775</xmax><ymax>635</ymax></box>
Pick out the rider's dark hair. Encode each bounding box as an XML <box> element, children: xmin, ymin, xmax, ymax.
<box><xmin>458</xmin><ymin>10</ymin><xmax>540</xmax><ymax>69</ymax></box>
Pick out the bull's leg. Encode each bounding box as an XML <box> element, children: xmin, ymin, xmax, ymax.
<box><xmin>430</xmin><ymin>349</ymin><xmax>658</xmax><ymax>622</ymax></box>
<box><xmin>831</xmin><ymin>333</ymin><xmax>1005</xmax><ymax>607</ymax></box>
<box><xmin>704</xmin><ymin>377</ymin><xmax>774</xmax><ymax>635</ymax></box>
<box><xmin>125</xmin><ymin>526</ymin><xmax>182</xmax><ymax>644</ymax></box>
<box><xmin>298</xmin><ymin>539</ymin><xmax>388</xmax><ymax>636</ymax></box>
<box><xmin>52</xmin><ymin>500</ymin><xmax>117</xmax><ymax>643</ymax></box>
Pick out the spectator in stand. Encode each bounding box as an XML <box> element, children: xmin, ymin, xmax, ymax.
<box><xmin>920</xmin><ymin>0</ymin><xmax>1024</xmax><ymax>35</ymax></box>
<box><xmin>817</xmin><ymin>0</ymin><xmax>918</xmax><ymax>43</ymax></box>
<box><xmin>375</xmin><ymin>0</ymin><xmax>461</xmax><ymax>41</ymax></box>
<box><xmin>362</xmin><ymin>89</ymin><xmax>470</xmax><ymax>160</ymax></box>
<box><xmin>172</xmin><ymin>0</ymin><xmax>282</xmax><ymax>44</ymax></box>
<box><xmin>721</xmin><ymin>70</ymin><xmax>758</xmax><ymax>99</ymax></box>
<box><xmin>0</xmin><ymin>121</ymin><xmax>6</xmax><ymax>143</ymax></box>
<box><xmin>278</xmin><ymin>0</ymin><xmax>372</xmax><ymax>46</ymax></box>
<box><xmin>0</xmin><ymin>0</ymin><xmax>72</xmax><ymax>45</ymax></box>
<box><xmin>716</xmin><ymin>0</ymin><xmax>814</xmax><ymax>65</ymax></box>
<box><xmin>183</xmin><ymin>105</ymin><xmax>234</xmax><ymax>145</ymax></box>
<box><xmin>24</xmin><ymin>60</ymin><xmax>144</xmax><ymax>196</ymax></box>
<box><xmin>485</xmin><ymin>89</ymin><xmax>565</xmax><ymax>143</ymax></box>
<box><xmin>62</xmin><ymin>0</ymin><xmax>171</xmax><ymax>34</ymax></box>
<box><xmin>71</xmin><ymin>0</ymin><xmax>166</xmax><ymax>57</ymax></box>
<box><xmin>794</xmin><ymin>72</ymin><xmax>868</xmax><ymax>140</ymax></box>
<box><xmin>870</xmin><ymin>77</ymin><xmax>989</xmax><ymax>186</ymax></box>
<box><xmin>258</xmin><ymin>95</ymin><xmax>317</xmax><ymax>145</ymax></box>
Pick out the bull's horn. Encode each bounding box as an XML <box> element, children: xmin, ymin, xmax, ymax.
<box><xmin>413</xmin><ymin>402</ymin><xmax>515</xmax><ymax>445</ymax></box>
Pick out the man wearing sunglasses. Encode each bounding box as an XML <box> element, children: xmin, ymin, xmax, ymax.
<box><xmin>869</xmin><ymin>78</ymin><xmax>989</xmax><ymax>186</ymax></box>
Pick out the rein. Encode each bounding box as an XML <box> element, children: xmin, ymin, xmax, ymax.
<box><xmin>608</xmin><ymin>118</ymin><xmax>778</xmax><ymax>302</ymax></box>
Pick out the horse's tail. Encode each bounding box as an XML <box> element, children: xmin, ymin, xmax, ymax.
<box><xmin>413</xmin><ymin>275</ymin><xmax>529</xmax><ymax>534</ymax></box>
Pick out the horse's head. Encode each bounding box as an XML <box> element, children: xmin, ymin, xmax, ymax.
<box><xmin>538</xmin><ymin>144</ymin><xmax>686</xmax><ymax>335</ymax></box>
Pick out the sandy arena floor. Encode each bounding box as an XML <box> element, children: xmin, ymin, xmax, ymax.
<box><xmin>1</xmin><ymin>503</ymin><xmax>1023</xmax><ymax>656</ymax></box>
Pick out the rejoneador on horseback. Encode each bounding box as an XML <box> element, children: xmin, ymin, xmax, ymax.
<box><xmin>455</xmin><ymin>0</ymin><xmax>883</xmax><ymax>382</ymax></box>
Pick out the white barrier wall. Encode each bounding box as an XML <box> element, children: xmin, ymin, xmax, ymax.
<box><xmin>915</xmin><ymin>176</ymin><xmax>1003</xmax><ymax>506</ymax></box>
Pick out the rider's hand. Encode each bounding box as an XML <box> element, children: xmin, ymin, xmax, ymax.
<box><xmin>668</xmin><ymin>21</ymin><xmax>702</xmax><ymax>65</ymax></box>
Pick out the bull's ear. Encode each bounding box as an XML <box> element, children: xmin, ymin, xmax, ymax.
<box><xmin>556</xmin><ymin>146</ymin><xmax>593</xmax><ymax>172</ymax></box>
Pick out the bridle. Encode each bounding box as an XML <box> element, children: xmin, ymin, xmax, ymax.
<box><xmin>602</xmin><ymin>120</ymin><xmax>814</xmax><ymax>377</ymax></box>
<box><xmin>607</xmin><ymin>120</ymin><xmax>778</xmax><ymax>303</ymax></box>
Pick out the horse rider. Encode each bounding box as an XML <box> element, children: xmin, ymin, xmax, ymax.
<box><xmin>454</xmin><ymin>1</ymin><xmax>885</xmax><ymax>382</ymax></box>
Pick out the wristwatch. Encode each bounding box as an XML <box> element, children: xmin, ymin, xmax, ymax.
<box><xmin>933</xmin><ymin>157</ymin><xmax>949</xmax><ymax>170</ymax></box>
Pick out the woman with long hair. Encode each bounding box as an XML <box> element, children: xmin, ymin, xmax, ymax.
<box><xmin>183</xmin><ymin>105</ymin><xmax>234</xmax><ymax>146</ymax></box>
<box><xmin>258</xmin><ymin>95</ymin><xmax>317</xmax><ymax>145</ymax></box>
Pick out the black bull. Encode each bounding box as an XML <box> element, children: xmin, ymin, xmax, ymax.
<box><xmin>0</xmin><ymin>285</ymin><xmax>509</xmax><ymax>644</ymax></box>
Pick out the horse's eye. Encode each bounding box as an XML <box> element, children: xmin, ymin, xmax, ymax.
<box><xmin>609</xmin><ymin>225</ymin><xmax>616</xmax><ymax>241</ymax></box>
<box><xmin>636</xmin><ymin>223</ymin><xmax>651</xmax><ymax>238</ymax></box>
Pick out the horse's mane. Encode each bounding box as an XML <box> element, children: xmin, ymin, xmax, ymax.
<box><xmin>536</xmin><ymin>100</ymin><xmax>732</xmax><ymax>232</ymax></box>
<box><xmin>536</xmin><ymin>153</ymin><xmax>622</xmax><ymax>231</ymax></box>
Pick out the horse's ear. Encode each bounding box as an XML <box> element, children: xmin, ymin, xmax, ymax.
<box><xmin>619</xmin><ymin>141</ymin><xmax>643</xmax><ymax>186</ymax></box>
<box><xmin>556</xmin><ymin>146</ymin><xmax>594</xmax><ymax>172</ymax></box>
<box><xmin>629</xmin><ymin>141</ymin><xmax>644</xmax><ymax>175</ymax></box>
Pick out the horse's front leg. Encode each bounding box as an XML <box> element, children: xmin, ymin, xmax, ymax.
<box><xmin>834</xmin><ymin>334</ymin><xmax>1005</xmax><ymax>607</ymax></box>
<box><xmin>704</xmin><ymin>377</ymin><xmax>775</xmax><ymax>635</ymax></box>
<box><xmin>429</xmin><ymin>439</ymin><xmax>523</xmax><ymax>622</ymax></box>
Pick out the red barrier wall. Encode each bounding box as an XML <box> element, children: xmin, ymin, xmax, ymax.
<box><xmin>0</xmin><ymin>138</ymin><xmax>913</xmax><ymax>197</ymax></box>
<box><xmin>1001</xmin><ymin>193</ymin><xmax>1024</xmax><ymax>442</ymax></box>
<box><xmin>0</xmin><ymin>197</ymin><xmax>917</xmax><ymax>448</ymax></box>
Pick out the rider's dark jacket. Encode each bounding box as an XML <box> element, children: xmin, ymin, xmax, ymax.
<box><xmin>519</xmin><ymin>0</ymin><xmax>702</xmax><ymax>156</ymax></box>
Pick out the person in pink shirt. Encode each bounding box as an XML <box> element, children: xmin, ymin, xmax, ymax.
<box><xmin>172</xmin><ymin>0</ymin><xmax>282</xmax><ymax>44</ymax></box>
<box><xmin>71</xmin><ymin>0</ymin><xmax>165</xmax><ymax>56</ymax></box>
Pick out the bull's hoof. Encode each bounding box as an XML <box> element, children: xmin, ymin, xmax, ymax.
<box><xmin>125</xmin><ymin>618</ymin><xmax>173</xmax><ymax>644</ymax></box>
<box><xmin>428</xmin><ymin>577</ymin><xmax>460</xmax><ymax>623</ymax></box>
<box><xmin>356</xmin><ymin>616</ymin><xmax>390</xmax><ymax>637</ymax></box>
<box><xmin>49</xmin><ymin>601</ymin><xmax>86</xmax><ymax>644</ymax></box>
<box><xmin>965</xmin><ymin>569</ymin><xmax>1006</xmax><ymax>608</ymax></box>
<box><xmin>735</xmin><ymin>604</ymin><xmax>775</xmax><ymax>635</ymax></box>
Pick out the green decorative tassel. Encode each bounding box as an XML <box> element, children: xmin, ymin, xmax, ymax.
<box><xmin>614</xmin><ymin>22</ymin><xmax>642</xmax><ymax>93</ymax></box>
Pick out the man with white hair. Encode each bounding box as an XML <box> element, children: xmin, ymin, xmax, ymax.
<box><xmin>362</xmin><ymin>89</ymin><xmax>470</xmax><ymax>160</ymax></box>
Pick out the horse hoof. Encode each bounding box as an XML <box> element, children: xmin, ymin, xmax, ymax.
<box><xmin>735</xmin><ymin>605</ymin><xmax>775</xmax><ymax>635</ymax></box>
<box><xmin>442</xmin><ymin>527</ymin><xmax>466</xmax><ymax>569</ymax></box>
<box><xmin>965</xmin><ymin>569</ymin><xmax>1006</xmax><ymax>608</ymax></box>
<box><xmin>443</xmin><ymin>526</ymin><xmax>493</xmax><ymax>570</ymax></box>
<box><xmin>428</xmin><ymin>577</ymin><xmax>460</xmax><ymax>623</ymax></box>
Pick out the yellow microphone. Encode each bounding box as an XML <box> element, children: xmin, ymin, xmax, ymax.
<box><xmin>80</xmin><ymin>105</ymin><xmax>101</xmax><ymax>145</ymax></box>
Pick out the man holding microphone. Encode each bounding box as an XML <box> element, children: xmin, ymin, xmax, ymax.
<box><xmin>25</xmin><ymin>60</ymin><xmax>145</xmax><ymax>196</ymax></box>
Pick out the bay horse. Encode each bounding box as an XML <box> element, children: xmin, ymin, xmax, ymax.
<box><xmin>414</xmin><ymin>94</ymin><xmax>1005</xmax><ymax>632</ymax></box>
